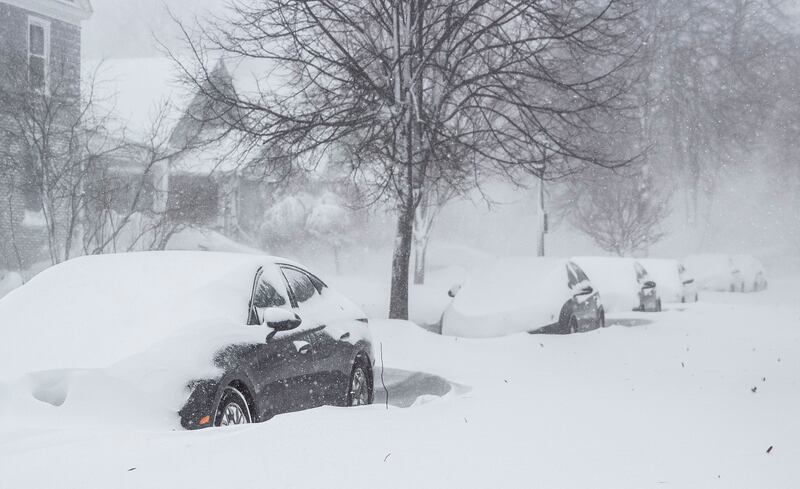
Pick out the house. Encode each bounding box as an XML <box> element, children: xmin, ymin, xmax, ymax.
<box><xmin>0</xmin><ymin>0</ymin><xmax>93</xmax><ymax>270</ymax></box>
<box><xmin>93</xmin><ymin>57</ymin><xmax>298</xmax><ymax>247</ymax></box>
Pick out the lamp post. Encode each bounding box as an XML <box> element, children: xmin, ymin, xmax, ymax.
<box><xmin>536</xmin><ymin>175</ymin><xmax>546</xmax><ymax>256</ymax></box>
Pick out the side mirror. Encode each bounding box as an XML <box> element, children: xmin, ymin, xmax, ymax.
<box><xmin>682</xmin><ymin>278</ymin><xmax>695</xmax><ymax>285</ymax></box>
<box><xmin>642</xmin><ymin>280</ymin><xmax>656</xmax><ymax>289</ymax></box>
<box><xmin>447</xmin><ymin>284</ymin><xmax>462</xmax><ymax>298</ymax></box>
<box><xmin>259</xmin><ymin>307</ymin><xmax>302</xmax><ymax>331</ymax></box>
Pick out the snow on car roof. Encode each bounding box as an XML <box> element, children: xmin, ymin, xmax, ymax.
<box><xmin>0</xmin><ymin>251</ymin><xmax>297</xmax><ymax>380</ymax></box>
<box><xmin>451</xmin><ymin>257</ymin><xmax>569</xmax><ymax>316</ymax></box>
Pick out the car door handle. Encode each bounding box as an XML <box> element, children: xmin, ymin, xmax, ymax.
<box><xmin>293</xmin><ymin>340</ymin><xmax>312</xmax><ymax>354</ymax></box>
<box><xmin>339</xmin><ymin>332</ymin><xmax>351</xmax><ymax>341</ymax></box>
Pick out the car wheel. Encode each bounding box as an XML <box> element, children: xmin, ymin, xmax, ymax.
<box><xmin>656</xmin><ymin>299</ymin><xmax>662</xmax><ymax>312</ymax></box>
<box><xmin>598</xmin><ymin>309</ymin><xmax>606</xmax><ymax>329</ymax></box>
<box><xmin>215</xmin><ymin>386</ymin><xmax>252</xmax><ymax>427</ymax></box>
<box><xmin>347</xmin><ymin>363</ymin><xmax>372</xmax><ymax>406</ymax></box>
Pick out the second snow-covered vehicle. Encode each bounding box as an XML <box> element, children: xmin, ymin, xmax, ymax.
<box><xmin>638</xmin><ymin>258</ymin><xmax>698</xmax><ymax>303</ymax></box>
<box><xmin>573</xmin><ymin>257</ymin><xmax>662</xmax><ymax>313</ymax></box>
<box><xmin>0</xmin><ymin>252</ymin><xmax>374</xmax><ymax>429</ymax></box>
<box><xmin>441</xmin><ymin>257</ymin><xmax>605</xmax><ymax>337</ymax></box>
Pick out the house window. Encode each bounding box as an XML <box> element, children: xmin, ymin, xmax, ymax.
<box><xmin>28</xmin><ymin>18</ymin><xmax>49</xmax><ymax>91</ymax></box>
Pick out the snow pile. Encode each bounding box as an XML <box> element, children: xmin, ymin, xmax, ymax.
<box><xmin>573</xmin><ymin>256</ymin><xmax>641</xmax><ymax>313</ymax></box>
<box><xmin>441</xmin><ymin>257</ymin><xmax>570</xmax><ymax>337</ymax></box>
<box><xmin>0</xmin><ymin>252</ymin><xmax>271</xmax><ymax>381</ymax></box>
<box><xmin>0</xmin><ymin>270</ymin><xmax>23</xmax><ymax>299</ymax></box>
<box><xmin>166</xmin><ymin>227</ymin><xmax>264</xmax><ymax>254</ymax></box>
<box><xmin>2</xmin><ymin>283</ymin><xmax>800</xmax><ymax>488</ymax></box>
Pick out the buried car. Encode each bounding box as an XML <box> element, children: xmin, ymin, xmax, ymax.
<box><xmin>572</xmin><ymin>257</ymin><xmax>662</xmax><ymax>313</ymax></box>
<box><xmin>0</xmin><ymin>252</ymin><xmax>374</xmax><ymax>429</ymax></box>
<box><xmin>441</xmin><ymin>257</ymin><xmax>604</xmax><ymax>337</ymax></box>
<box><xmin>684</xmin><ymin>254</ymin><xmax>744</xmax><ymax>292</ymax></box>
<box><xmin>638</xmin><ymin>258</ymin><xmax>699</xmax><ymax>303</ymax></box>
<box><xmin>732</xmin><ymin>255</ymin><xmax>768</xmax><ymax>292</ymax></box>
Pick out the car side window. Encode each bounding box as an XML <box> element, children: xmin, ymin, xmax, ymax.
<box><xmin>566</xmin><ymin>264</ymin><xmax>579</xmax><ymax>288</ymax></box>
<box><xmin>634</xmin><ymin>263</ymin><xmax>647</xmax><ymax>282</ymax></box>
<box><xmin>573</xmin><ymin>265</ymin><xmax>590</xmax><ymax>284</ymax></box>
<box><xmin>281</xmin><ymin>267</ymin><xmax>319</xmax><ymax>305</ymax></box>
<box><xmin>248</xmin><ymin>268</ymin><xmax>288</xmax><ymax>325</ymax></box>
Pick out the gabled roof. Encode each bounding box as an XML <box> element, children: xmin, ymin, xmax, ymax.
<box><xmin>3</xmin><ymin>0</ymin><xmax>93</xmax><ymax>24</ymax></box>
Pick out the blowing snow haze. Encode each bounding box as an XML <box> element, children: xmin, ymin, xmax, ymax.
<box><xmin>2</xmin><ymin>0</ymin><xmax>800</xmax><ymax>488</ymax></box>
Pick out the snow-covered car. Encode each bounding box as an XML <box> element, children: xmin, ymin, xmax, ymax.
<box><xmin>638</xmin><ymin>259</ymin><xmax>699</xmax><ymax>303</ymax></box>
<box><xmin>441</xmin><ymin>257</ymin><xmax>604</xmax><ymax>337</ymax></box>
<box><xmin>732</xmin><ymin>254</ymin><xmax>768</xmax><ymax>292</ymax></box>
<box><xmin>0</xmin><ymin>252</ymin><xmax>374</xmax><ymax>429</ymax></box>
<box><xmin>572</xmin><ymin>257</ymin><xmax>661</xmax><ymax>313</ymax></box>
<box><xmin>677</xmin><ymin>262</ymin><xmax>699</xmax><ymax>302</ymax></box>
<box><xmin>684</xmin><ymin>254</ymin><xmax>744</xmax><ymax>292</ymax></box>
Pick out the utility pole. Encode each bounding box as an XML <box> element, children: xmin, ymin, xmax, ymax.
<box><xmin>536</xmin><ymin>176</ymin><xmax>546</xmax><ymax>256</ymax></box>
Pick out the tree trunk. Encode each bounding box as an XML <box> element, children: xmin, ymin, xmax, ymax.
<box><xmin>333</xmin><ymin>244</ymin><xmax>341</xmax><ymax>275</ymax></box>
<box><xmin>413</xmin><ymin>235</ymin><xmax>428</xmax><ymax>285</ymax></box>
<box><xmin>389</xmin><ymin>196</ymin><xmax>414</xmax><ymax>319</ymax></box>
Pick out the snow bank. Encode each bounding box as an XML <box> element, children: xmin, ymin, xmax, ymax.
<box><xmin>3</xmin><ymin>284</ymin><xmax>800</xmax><ymax>488</ymax></box>
<box><xmin>0</xmin><ymin>270</ymin><xmax>23</xmax><ymax>299</ymax></box>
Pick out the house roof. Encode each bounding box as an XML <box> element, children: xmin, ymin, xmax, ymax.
<box><xmin>3</xmin><ymin>0</ymin><xmax>93</xmax><ymax>24</ymax></box>
<box><xmin>91</xmin><ymin>55</ymin><xmax>293</xmax><ymax>176</ymax></box>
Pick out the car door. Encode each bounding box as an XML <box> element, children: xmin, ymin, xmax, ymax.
<box><xmin>246</xmin><ymin>265</ymin><xmax>318</xmax><ymax>417</ymax></box>
<box><xmin>279</xmin><ymin>265</ymin><xmax>354</xmax><ymax>407</ymax></box>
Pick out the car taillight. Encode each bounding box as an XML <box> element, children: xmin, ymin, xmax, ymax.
<box><xmin>199</xmin><ymin>415</ymin><xmax>211</xmax><ymax>426</ymax></box>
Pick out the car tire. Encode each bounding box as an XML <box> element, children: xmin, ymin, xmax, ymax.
<box><xmin>347</xmin><ymin>361</ymin><xmax>372</xmax><ymax>407</ymax></box>
<box><xmin>215</xmin><ymin>386</ymin><xmax>252</xmax><ymax>427</ymax></box>
<box><xmin>656</xmin><ymin>299</ymin><xmax>662</xmax><ymax>312</ymax></box>
<box><xmin>598</xmin><ymin>309</ymin><xmax>606</xmax><ymax>329</ymax></box>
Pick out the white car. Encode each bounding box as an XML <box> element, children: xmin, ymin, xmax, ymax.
<box><xmin>441</xmin><ymin>257</ymin><xmax>605</xmax><ymax>337</ymax></box>
<box><xmin>684</xmin><ymin>254</ymin><xmax>744</xmax><ymax>292</ymax></box>
<box><xmin>638</xmin><ymin>259</ymin><xmax>698</xmax><ymax>303</ymax></box>
<box><xmin>732</xmin><ymin>255</ymin><xmax>768</xmax><ymax>292</ymax></box>
<box><xmin>572</xmin><ymin>257</ymin><xmax>661</xmax><ymax>313</ymax></box>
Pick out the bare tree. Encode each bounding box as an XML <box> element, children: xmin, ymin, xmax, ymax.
<box><xmin>633</xmin><ymin>0</ymin><xmax>791</xmax><ymax>224</ymax></box>
<box><xmin>560</xmin><ymin>165</ymin><xmax>670</xmax><ymax>256</ymax></box>
<box><xmin>173</xmin><ymin>0</ymin><xmax>641</xmax><ymax>319</ymax></box>
<box><xmin>0</xmin><ymin>54</ymin><xmax>124</xmax><ymax>266</ymax></box>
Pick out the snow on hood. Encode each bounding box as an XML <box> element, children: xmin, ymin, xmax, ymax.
<box><xmin>442</xmin><ymin>257</ymin><xmax>570</xmax><ymax>338</ymax></box>
<box><xmin>638</xmin><ymin>259</ymin><xmax>682</xmax><ymax>303</ymax></box>
<box><xmin>0</xmin><ymin>251</ymin><xmax>282</xmax><ymax>381</ymax></box>
<box><xmin>572</xmin><ymin>256</ymin><xmax>641</xmax><ymax>313</ymax></box>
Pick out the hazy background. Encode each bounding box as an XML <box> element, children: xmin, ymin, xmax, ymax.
<box><xmin>80</xmin><ymin>0</ymin><xmax>800</xmax><ymax>274</ymax></box>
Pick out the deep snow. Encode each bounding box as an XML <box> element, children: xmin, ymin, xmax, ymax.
<box><xmin>0</xmin><ymin>277</ymin><xmax>798</xmax><ymax>488</ymax></box>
